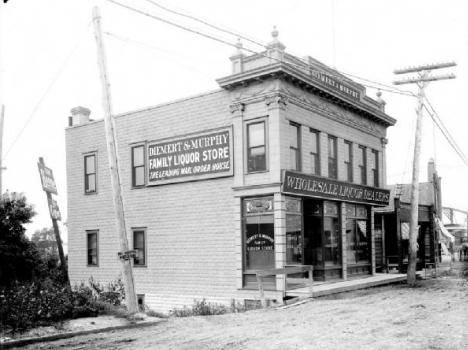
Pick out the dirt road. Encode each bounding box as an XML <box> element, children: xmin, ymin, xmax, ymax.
<box><xmin>17</xmin><ymin>276</ymin><xmax>468</xmax><ymax>350</ymax></box>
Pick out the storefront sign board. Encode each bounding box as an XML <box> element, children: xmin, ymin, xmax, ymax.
<box><xmin>309</xmin><ymin>69</ymin><xmax>361</xmax><ymax>100</ymax></box>
<box><xmin>282</xmin><ymin>171</ymin><xmax>390</xmax><ymax>206</ymax></box>
<box><xmin>147</xmin><ymin>127</ymin><xmax>233</xmax><ymax>185</ymax></box>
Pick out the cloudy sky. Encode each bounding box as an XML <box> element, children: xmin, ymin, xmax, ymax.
<box><xmin>1</xmin><ymin>0</ymin><xmax>467</xmax><ymax>239</ymax></box>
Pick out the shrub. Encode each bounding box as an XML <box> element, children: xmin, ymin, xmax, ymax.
<box><xmin>88</xmin><ymin>276</ymin><xmax>125</xmax><ymax>306</ymax></box>
<box><xmin>170</xmin><ymin>298</ymin><xmax>259</xmax><ymax>317</ymax></box>
<box><xmin>0</xmin><ymin>279</ymin><xmax>73</xmax><ymax>332</ymax></box>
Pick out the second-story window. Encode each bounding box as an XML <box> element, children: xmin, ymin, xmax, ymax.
<box><xmin>247</xmin><ymin>122</ymin><xmax>267</xmax><ymax>172</ymax></box>
<box><xmin>84</xmin><ymin>154</ymin><xmax>97</xmax><ymax>194</ymax></box>
<box><xmin>310</xmin><ymin>129</ymin><xmax>320</xmax><ymax>175</ymax></box>
<box><xmin>328</xmin><ymin>136</ymin><xmax>337</xmax><ymax>179</ymax></box>
<box><xmin>344</xmin><ymin>141</ymin><xmax>353</xmax><ymax>182</ymax></box>
<box><xmin>132</xmin><ymin>145</ymin><xmax>145</xmax><ymax>187</ymax></box>
<box><xmin>358</xmin><ymin>146</ymin><xmax>367</xmax><ymax>185</ymax></box>
<box><xmin>289</xmin><ymin>122</ymin><xmax>301</xmax><ymax>171</ymax></box>
<box><xmin>371</xmin><ymin>150</ymin><xmax>379</xmax><ymax>187</ymax></box>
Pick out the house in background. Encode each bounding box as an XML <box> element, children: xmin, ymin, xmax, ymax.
<box><xmin>66</xmin><ymin>29</ymin><xmax>396</xmax><ymax>313</ymax></box>
<box><xmin>374</xmin><ymin>159</ymin><xmax>452</xmax><ymax>273</ymax></box>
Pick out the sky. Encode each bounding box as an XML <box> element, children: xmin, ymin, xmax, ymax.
<box><xmin>1</xmin><ymin>0</ymin><xmax>468</xmax><ymax>243</ymax></box>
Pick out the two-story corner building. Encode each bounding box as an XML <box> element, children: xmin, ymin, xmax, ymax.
<box><xmin>66</xmin><ymin>29</ymin><xmax>396</xmax><ymax>313</ymax></box>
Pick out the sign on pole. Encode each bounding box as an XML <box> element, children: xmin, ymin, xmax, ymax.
<box><xmin>38</xmin><ymin>163</ymin><xmax>58</xmax><ymax>195</ymax></box>
<box><xmin>47</xmin><ymin>196</ymin><xmax>62</xmax><ymax>221</ymax></box>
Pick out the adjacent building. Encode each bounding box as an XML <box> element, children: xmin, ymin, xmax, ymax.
<box><xmin>374</xmin><ymin>159</ymin><xmax>449</xmax><ymax>272</ymax></box>
<box><xmin>66</xmin><ymin>29</ymin><xmax>396</xmax><ymax>312</ymax></box>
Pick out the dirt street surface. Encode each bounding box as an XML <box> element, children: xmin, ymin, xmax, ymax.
<box><xmin>16</xmin><ymin>276</ymin><xmax>468</xmax><ymax>350</ymax></box>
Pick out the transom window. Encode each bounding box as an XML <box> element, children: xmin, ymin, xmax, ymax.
<box><xmin>247</xmin><ymin>122</ymin><xmax>267</xmax><ymax>173</ymax></box>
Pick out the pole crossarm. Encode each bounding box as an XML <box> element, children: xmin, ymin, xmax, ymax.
<box><xmin>393</xmin><ymin>74</ymin><xmax>456</xmax><ymax>85</ymax></box>
<box><xmin>394</xmin><ymin>62</ymin><xmax>456</xmax><ymax>74</ymax></box>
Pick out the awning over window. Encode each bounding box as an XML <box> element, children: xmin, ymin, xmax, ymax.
<box><xmin>357</xmin><ymin>220</ymin><xmax>367</xmax><ymax>237</ymax></box>
<box><xmin>401</xmin><ymin>222</ymin><xmax>410</xmax><ymax>240</ymax></box>
<box><xmin>435</xmin><ymin>217</ymin><xmax>455</xmax><ymax>243</ymax></box>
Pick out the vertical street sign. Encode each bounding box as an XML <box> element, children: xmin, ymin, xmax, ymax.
<box><xmin>38</xmin><ymin>162</ymin><xmax>58</xmax><ymax>195</ymax></box>
<box><xmin>38</xmin><ymin>157</ymin><xmax>70</xmax><ymax>291</ymax></box>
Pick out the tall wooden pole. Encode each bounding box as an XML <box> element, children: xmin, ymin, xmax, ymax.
<box><xmin>394</xmin><ymin>62</ymin><xmax>456</xmax><ymax>285</ymax></box>
<box><xmin>406</xmin><ymin>86</ymin><xmax>424</xmax><ymax>284</ymax></box>
<box><xmin>92</xmin><ymin>6</ymin><xmax>138</xmax><ymax>313</ymax></box>
<box><xmin>0</xmin><ymin>105</ymin><xmax>4</xmax><ymax>199</ymax></box>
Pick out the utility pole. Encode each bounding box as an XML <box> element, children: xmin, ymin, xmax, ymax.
<box><xmin>394</xmin><ymin>62</ymin><xmax>456</xmax><ymax>285</ymax></box>
<box><xmin>92</xmin><ymin>6</ymin><xmax>139</xmax><ymax>313</ymax></box>
<box><xmin>0</xmin><ymin>104</ymin><xmax>4</xmax><ymax>199</ymax></box>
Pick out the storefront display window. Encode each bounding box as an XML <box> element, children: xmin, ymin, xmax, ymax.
<box><xmin>244</xmin><ymin>198</ymin><xmax>274</xmax><ymax>270</ymax></box>
<box><xmin>346</xmin><ymin>204</ymin><xmax>370</xmax><ymax>264</ymax></box>
<box><xmin>286</xmin><ymin>198</ymin><xmax>302</xmax><ymax>264</ymax></box>
<box><xmin>324</xmin><ymin>202</ymin><xmax>340</xmax><ymax>266</ymax></box>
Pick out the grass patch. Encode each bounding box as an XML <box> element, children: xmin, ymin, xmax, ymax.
<box><xmin>170</xmin><ymin>299</ymin><xmax>260</xmax><ymax>317</ymax></box>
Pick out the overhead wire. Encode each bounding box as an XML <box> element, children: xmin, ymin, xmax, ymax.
<box><xmin>423</xmin><ymin>98</ymin><xmax>468</xmax><ymax>166</ymax></box>
<box><xmin>141</xmin><ymin>0</ymin><xmax>415</xmax><ymax>98</ymax></box>
<box><xmin>104</xmin><ymin>30</ymin><xmax>217</xmax><ymax>79</ymax></box>
<box><xmin>2</xmin><ymin>21</ymin><xmax>93</xmax><ymax>162</ymax></box>
<box><xmin>140</xmin><ymin>0</ymin><xmax>267</xmax><ymax>49</ymax></box>
<box><xmin>106</xmin><ymin>0</ymin><xmax>415</xmax><ymax>98</ymax></box>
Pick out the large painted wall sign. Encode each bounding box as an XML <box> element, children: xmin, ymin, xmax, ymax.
<box><xmin>147</xmin><ymin>127</ymin><xmax>233</xmax><ymax>185</ymax></box>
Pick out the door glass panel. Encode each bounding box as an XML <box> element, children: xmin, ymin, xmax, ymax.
<box><xmin>324</xmin><ymin>217</ymin><xmax>340</xmax><ymax>266</ymax></box>
<box><xmin>245</xmin><ymin>215</ymin><xmax>274</xmax><ymax>270</ymax></box>
<box><xmin>286</xmin><ymin>214</ymin><xmax>302</xmax><ymax>264</ymax></box>
<box><xmin>346</xmin><ymin>219</ymin><xmax>357</xmax><ymax>264</ymax></box>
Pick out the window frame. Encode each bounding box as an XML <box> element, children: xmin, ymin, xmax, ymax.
<box><xmin>328</xmin><ymin>136</ymin><xmax>337</xmax><ymax>179</ymax></box>
<box><xmin>132</xmin><ymin>228</ymin><xmax>147</xmax><ymax>267</ymax></box>
<box><xmin>371</xmin><ymin>150</ymin><xmax>379</xmax><ymax>187</ymax></box>
<box><xmin>131</xmin><ymin>145</ymin><xmax>146</xmax><ymax>188</ymax></box>
<box><xmin>84</xmin><ymin>153</ymin><xmax>97</xmax><ymax>194</ymax></box>
<box><xmin>86</xmin><ymin>230</ymin><xmax>99</xmax><ymax>266</ymax></box>
<box><xmin>358</xmin><ymin>146</ymin><xmax>367</xmax><ymax>185</ymax></box>
<box><xmin>344</xmin><ymin>140</ymin><xmax>353</xmax><ymax>182</ymax></box>
<box><xmin>289</xmin><ymin>122</ymin><xmax>301</xmax><ymax>171</ymax></box>
<box><xmin>309</xmin><ymin>128</ymin><xmax>320</xmax><ymax>175</ymax></box>
<box><xmin>246</xmin><ymin>120</ymin><xmax>268</xmax><ymax>173</ymax></box>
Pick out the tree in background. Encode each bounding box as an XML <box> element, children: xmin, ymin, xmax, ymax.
<box><xmin>0</xmin><ymin>191</ymin><xmax>39</xmax><ymax>286</ymax></box>
<box><xmin>31</xmin><ymin>227</ymin><xmax>58</xmax><ymax>254</ymax></box>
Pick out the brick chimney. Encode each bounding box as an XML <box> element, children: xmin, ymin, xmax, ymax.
<box><xmin>69</xmin><ymin>107</ymin><xmax>91</xmax><ymax>126</ymax></box>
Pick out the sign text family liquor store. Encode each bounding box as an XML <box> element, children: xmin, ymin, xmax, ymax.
<box><xmin>147</xmin><ymin>128</ymin><xmax>233</xmax><ymax>185</ymax></box>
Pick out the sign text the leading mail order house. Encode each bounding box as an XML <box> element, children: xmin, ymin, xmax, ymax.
<box><xmin>147</xmin><ymin>127</ymin><xmax>233</xmax><ymax>185</ymax></box>
<box><xmin>282</xmin><ymin>171</ymin><xmax>390</xmax><ymax>206</ymax></box>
